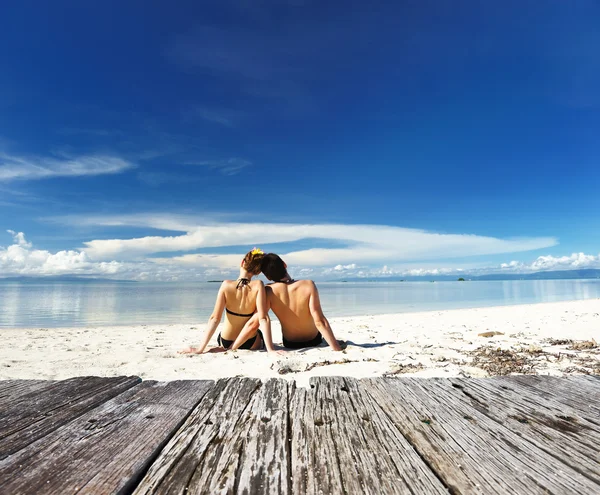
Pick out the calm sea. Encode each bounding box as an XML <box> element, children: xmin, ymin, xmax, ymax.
<box><xmin>1</xmin><ymin>279</ymin><xmax>599</xmax><ymax>328</ymax></box>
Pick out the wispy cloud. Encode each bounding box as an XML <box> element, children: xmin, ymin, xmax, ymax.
<box><xmin>136</xmin><ymin>171</ymin><xmax>202</xmax><ymax>187</ymax></box>
<box><xmin>165</xmin><ymin>24</ymin><xmax>321</xmax><ymax>117</ymax></box>
<box><xmin>0</xmin><ymin>153</ymin><xmax>136</xmax><ymax>182</ymax></box>
<box><xmin>184</xmin><ymin>158</ymin><xmax>252</xmax><ymax>175</ymax></box>
<box><xmin>2</xmin><ymin>229</ymin><xmax>597</xmax><ymax>282</ymax></box>
<box><xmin>186</xmin><ymin>106</ymin><xmax>242</xmax><ymax>127</ymax></box>
<box><xmin>43</xmin><ymin>214</ymin><xmax>559</xmax><ymax>264</ymax></box>
<box><xmin>2</xmin><ymin>228</ymin><xmax>596</xmax><ymax>282</ymax></box>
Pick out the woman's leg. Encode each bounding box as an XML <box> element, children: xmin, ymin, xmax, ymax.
<box><xmin>250</xmin><ymin>330</ymin><xmax>264</xmax><ymax>350</ymax></box>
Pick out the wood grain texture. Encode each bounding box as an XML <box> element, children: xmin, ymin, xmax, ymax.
<box><xmin>133</xmin><ymin>378</ymin><xmax>291</xmax><ymax>495</ymax></box>
<box><xmin>290</xmin><ymin>376</ymin><xmax>449</xmax><ymax>495</ymax></box>
<box><xmin>0</xmin><ymin>376</ymin><xmax>141</xmax><ymax>459</ymax></box>
<box><xmin>448</xmin><ymin>377</ymin><xmax>600</xmax><ymax>484</ymax></box>
<box><xmin>0</xmin><ymin>380</ymin><xmax>212</xmax><ymax>495</ymax></box>
<box><xmin>566</xmin><ymin>374</ymin><xmax>600</xmax><ymax>390</ymax></box>
<box><xmin>0</xmin><ymin>380</ymin><xmax>53</xmax><ymax>403</ymax></box>
<box><xmin>503</xmin><ymin>375</ymin><xmax>600</xmax><ymax>417</ymax></box>
<box><xmin>1</xmin><ymin>376</ymin><xmax>598</xmax><ymax>495</ymax></box>
<box><xmin>362</xmin><ymin>377</ymin><xmax>600</xmax><ymax>494</ymax></box>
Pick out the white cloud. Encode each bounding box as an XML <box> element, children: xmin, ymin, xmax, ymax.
<box><xmin>0</xmin><ymin>153</ymin><xmax>135</xmax><ymax>182</ymax></box>
<box><xmin>334</xmin><ymin>263</ymin><xmax>357</xmax><ymax>271</ymax></box>
<box><xmin>0</xmin><ymin>231</ymin><xmax>224</xmax><ymax>281</ymax></box>
<box><xmin>69</xmin><ymin>218</ymin><xmax>557</xmax><ymax>265</ymax></box>
<box><xmin>0</xmin><ymin>231</ymin><xmax>122</xmax><ymax>278</ymax></box>
<box><xmin>1</xmin><ymin>230</ymin><xmax>598</xmax><ymax>282</ymax></box>
<box><xmin>501</xmin><ymin>253</ymin><xmax>600</xmax><ymax>273</ymax></box>
<box><xmin>7</xmin><ymin>230</ymin><xmax>32</xmax><ymax>248</ymax></box>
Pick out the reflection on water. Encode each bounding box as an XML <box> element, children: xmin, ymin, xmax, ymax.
<box><xmin>0</xmin><ymin>280</ymin><xmax>599</xmax><ymax>328</ymax></box>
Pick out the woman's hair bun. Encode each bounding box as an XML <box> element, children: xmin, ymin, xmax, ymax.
<box><xmin>243</xmin><ymin>247</ymin><xmax>264</xmax><ymax>275</ymax></box>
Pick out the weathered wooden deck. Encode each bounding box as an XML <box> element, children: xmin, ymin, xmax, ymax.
<box><xmin>0</xmin><ymin>376</ymin><xmax>599</xmax><ymax>494</ymax></box>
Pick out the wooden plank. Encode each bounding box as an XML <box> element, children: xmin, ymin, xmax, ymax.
<box><xmin>566</xmin><ymin>374</ymin><xmax>600</xmax><ymax>390</ymax></box>
<box><xmin>448</xmin><ymin>377</ymin><xmax>600</xmax><ymax>483</ymax></box>
<box><xmin>0</xmin><ymin>380</ymin><xmax>212</xmax><ymax>494</ymax></box>
<box><xmin>0</xmin><ymin>376</ymin><xmax>141</xmax><ymax>459</ymax></box>
<box><xmin>501</xmin><ymin>376</ymin><xmax>600</xmax><ymax>418</ymax></box>
<box><xmin>362</xmin><ymin>377</ymin><xmax>600</xmax><ymax>494</ymax></box>
<box><xmin>134</xmin><ymin>378</ymin><xmax>291</xmax><ymax>495</ymax></box>
<box><xmin>289</xmin><ymin>376</ymin><xmax>448</xmax><ymax>495</ymax></box>
<box><xmin>0</xmin><ymin>380</ymin><xmax>53</xmax><ymax>402</ymax></box>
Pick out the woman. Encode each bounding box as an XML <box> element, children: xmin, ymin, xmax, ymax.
<box><xmin>181</xmin><ymin>248</ymin><xmax>279</xmax><ymax>355</ymax></box>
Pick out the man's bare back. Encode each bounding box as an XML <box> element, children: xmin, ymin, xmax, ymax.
<box><xmin>266</xmin><ymin>279</ymin><xmax>342</xmax><ymax>351</ymax></box>
<box><xmin>260</xmin><ymin>252</ymin><xmax>342</xmax><ymax>351</ymax></box>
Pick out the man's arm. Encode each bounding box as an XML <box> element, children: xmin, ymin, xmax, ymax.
<box><xmin>308</xmin><ymin>282</ymin><xmax>342</xmax><ymax>351</ymax></box>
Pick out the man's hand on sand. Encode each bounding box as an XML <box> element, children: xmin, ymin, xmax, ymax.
<box><xmin>330</xmin><ymin>339</ymin><xmax>346</xmax><ymax>352</ymax></box>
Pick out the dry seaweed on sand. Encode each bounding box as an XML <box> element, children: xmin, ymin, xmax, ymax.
<box><xmin>569</xmin><ymin>339</ymin><xmax>598</xmax><ymax>351</ymax></box>
<box><xmin>542</xmin><ymin>338</ymin><xmax>597</xmax><ymax>350</ymax></box>
<box><xmin>469</xmin><ymin>343</ymin><xmax>600</xmax><ymax>376</ymax></box>
<box><xmin>274</xmin><ymin>358</ymin><xmax>361</xmax><ymax>374</ymax></box>
<box><xmin>468</xmin><ymin>346</ymin><xmax>537</xmax><ymax>376</ymax></box>
<box><xmin>304</xmin><ymin>358</ymin><xmax>360</xmax><ymax>372</ymax></box>
<box><xmin>543</xmin><ymin>338</ymin><xmax>574</xmax><ymax>346</ymax></box>
<box><xmin>384</xmin><ymin>362</ymin><xmax>425</xmax><ymax>376</ymax></box>
<box><xmin>477</xmin><ymin>331</ymin><xmax>504</xmax><ymax>338</ymax></box>
<box><xmin>562</xmin><ymin>366</ymin><xmax>592</xmax><ymax>375</ymax></box>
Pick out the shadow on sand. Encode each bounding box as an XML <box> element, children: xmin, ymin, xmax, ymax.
<box><xmin>285</xmin><ymin>339</ymin><xmax>397</xmax><ymax>353</ymax></box>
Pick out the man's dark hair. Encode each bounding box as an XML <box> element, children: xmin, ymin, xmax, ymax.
<box><xmin>261</xmin><ymin>253</ymin><xmax>287</xmax><ymax>281</ymax></box>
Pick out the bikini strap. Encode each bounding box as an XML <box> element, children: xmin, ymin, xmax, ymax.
<box><xmin>226</xmin><ymin>308</ymin><xmax>254</xmax><ymax>318</ymax></box>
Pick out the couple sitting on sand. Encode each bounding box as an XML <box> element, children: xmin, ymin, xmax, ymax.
<box><xmin>183</xmin><ymin>249</ymin><xmax>342</xmax><ymax>355</ymax></box>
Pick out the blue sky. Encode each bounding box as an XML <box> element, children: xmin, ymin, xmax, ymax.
<box><xmin>1</xmin><ymin>0</ymin><xmax>599</xmax><ymax>280</ymax></box>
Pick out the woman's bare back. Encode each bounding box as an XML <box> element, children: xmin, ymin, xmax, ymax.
<box><xmin>220</xmin><ymin>279</ymin><xmax>262</xmax><ymax>340</ymax></box>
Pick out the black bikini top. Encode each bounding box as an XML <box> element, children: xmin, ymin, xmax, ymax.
<box><xmin>227</xmin><ymin>278</ymin><xmax>254</xmax><ymax>317</ymax></box>
<box><xmin>226</xmin><ymin>308</ymin><xmax>254</xmax><ymax>318</ymax></box>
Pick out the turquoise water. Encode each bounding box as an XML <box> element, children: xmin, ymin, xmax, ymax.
<box><xmin>0</xmin><ymin>279</ymin><xmax>599</xmax><ymax>328</ymax></box>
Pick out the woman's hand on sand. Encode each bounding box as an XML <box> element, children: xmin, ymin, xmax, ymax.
<box><xmin>206</xmin><ymin>346</ymin><xmax>228</xmax><ymax>354</ymax></box>
<box><xmin>179</xmin><ymin>345</ymin><xmax>228</xmax><ymax>354</ymax></box>
<box><xmin>179</xmin><ymin>346</ymin><xmax>204</xmax><ymax>354</ymax></box>
<box><xmin>268</xmin><ymin>349</ymin><xmax>287</xmax><ymax>357</ymax></box>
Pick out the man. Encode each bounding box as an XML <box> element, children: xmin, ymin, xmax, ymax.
<box><xmin>260</xmin><ymin>253</ymin><xmax>342</xmax><ymax>351</ymax></box>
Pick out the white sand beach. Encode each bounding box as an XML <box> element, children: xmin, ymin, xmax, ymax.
<box><xmin>1</xmin><ymin>299</ymin><xmax>598</xmax><ymax>388</ymax></box>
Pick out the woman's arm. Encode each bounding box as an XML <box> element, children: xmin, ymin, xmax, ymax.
<box><xmin>230</xmin><ymin>283</ymin><xmax>283</xmax><ymax>354</ymax></box>
<box><xmin>255</xmin><ymin>282</ymin><xmax>278</xmax><ymax>353</ymax></box>
<box><xmin>256</xmin><ymin>282</ymin><xmax>275</xmax><ymax>353</ymax></box>
<box><xmin>181</xmin><ymin>282</ymin><xmax>226</xmax><ymax>354</ymax></box>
